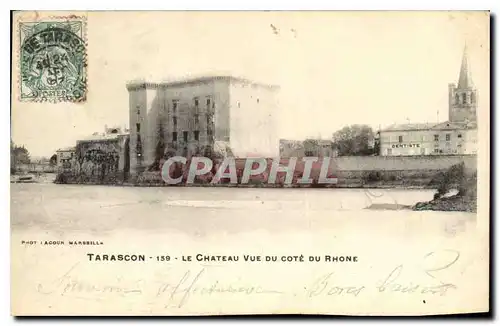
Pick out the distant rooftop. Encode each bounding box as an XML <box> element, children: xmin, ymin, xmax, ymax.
<box><xmin>280</xmin><ymin>139</ymin><xmax>303</xmax><ymax>144</ymax></box>
<box><xmin>78</xmin><ymin>131</ymin><xmax>129</xmax><ymax>142</ymax></box>
<box><xmin>126</xmin><ymin>73</ymin><xmax>280</xmax><ymax>90</ymax></box>
<box><xmin>382</xmin><ymin>120</ymin><xmax>477</xmax><ymax>132</ymax></box>
<box><xmin>382</xmin><ymin>123</ymin><xmax>438</xmax><ymax>132</ymax></box>
<box><xmin>56</xmin><ymin>146</ymin><xmax>75</xmax><ymax>152</ymax></box>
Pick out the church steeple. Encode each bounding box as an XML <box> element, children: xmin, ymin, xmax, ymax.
<box><xmin>457</xmin><ymin>43</ymin><xmax>474</xmax><ymax>89</ymax></box>
<box><xmin>448</xmin><ymin>42</ymin><xmax>477</xmax><ymax>123</ymax></box>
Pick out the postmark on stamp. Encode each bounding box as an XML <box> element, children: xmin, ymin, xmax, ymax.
<box><xmin>19</xmin><ymin>17</ymin><xmax>87</xmax><ymax>102</ymax></box>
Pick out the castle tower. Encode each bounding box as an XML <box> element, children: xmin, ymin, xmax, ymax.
<box><xmin>448</xmin><ymin>44</ymin><xmax>478</xmax><ymax>123</ymax></box>
<box><xmin>126</xmin><ymin>81</ymin><xmax>160</xmax><ymax>174</ymax></box>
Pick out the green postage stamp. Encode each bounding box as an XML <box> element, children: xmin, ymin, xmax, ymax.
<box><xmin>18</xmin><ymin>16</ymin><xmax>87</xmax><ymax>102</ymax></box>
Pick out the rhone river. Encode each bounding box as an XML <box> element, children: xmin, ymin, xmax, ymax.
<box><xmin>11</xmin><ymin>183</ymin><xmax>475</xmax><ymax>238</ymax></box>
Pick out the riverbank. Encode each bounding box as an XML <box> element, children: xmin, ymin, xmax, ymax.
<box><xmin>413</xmin><ymin>194</ymin><xmax>476</xmax><ymax>213</ymax></box>
<box><xmin>54</xmin><ymin>178</ymin><xmax>434</xmax><ymax>190</ymax></box>
<box><xmin>412</xmin><ymin>162</ymin><xmax>477</xmax><ymax>213</ymax></box>
<box><xmin>363</xmin><ymin>195</ymin><xmax>477</xmax><ymax>213</ymax></box>
<box><xmin>53</xmin><ymin>170</ymin><xmax>439</xmax><ymax>189</ymax></box>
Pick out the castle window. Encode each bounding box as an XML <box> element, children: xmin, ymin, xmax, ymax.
<box><xmin>387</xmin><ymin>148</ymin><xmax>392</xmax><ymax>155</ymax></box>
<box><xmin>194</xmin><ymin>114</ymin><xmax>199</xmax><ymax>125</ymax></box>
<box><xmin>206</xmin><ymin>98</ymin><xmax>211</xmax><ymax>108</ymax></box>
<box><xmin>136</xmin><ymin>123</ymin><xmax>140</xmax><ymax>132</ymax></box>
<box><xmin>471</xmin><ymin>93</ymin><xmax>475</xmax><ymax>103</ymax></box>
<box><xmin>455</xmin><ymin>93</ymin><xmax>460</xmax><ymax>104</ymax></box>
<box><xmin>173</xmin><ymin>116</ymin><xmax>177</xmax><ymax>127</ymax></box>
<box><xmin>194</xmin><ymin>130</ymin><xmax>200</xmax><ymax>141</ymax></box>
<box><xmin>183</xmin><ymin>131</ymin><xmax>188</xmax><ymax>142</ymax></box>
<box><xmin>137</xmin><ymin>109</ymin><xmax>140</xmax><ymax>115</ymax></box>
<box><xmin>434</xmin><ymin>134</ymin><xmax>439</xmax><ymax>141</ymax></box>
<box><xmin>462</xmin><ymin>94</ymin><xmax>467</xmax><ymax>104</ymax></box>
<box><xmin>458</xmin><ymin>134</ymin><xmax>462</xmax><ymax>138</ymax></box>
<box><xmin>434</xmin><ymin>149</ymin><xmax>439</xmax><ymax>154</ymax></box>
<box><xmin>172</xmin><ymin>100</ymin><xmax>178</xmax><ymax>112</ymax></box>
<box><xmin>172</xmin><ymin>132</ymin><xmax>177</xmax><ymax>141</ymax></box>
<box><xmin>136</xmin><ymin>135</ymin><xmax>142</xmax><ymax>157</ymax></box>
<box><xmin>194</xmin><ymin>98</ymin><xmax>199</xmax><ymax>107</ymax></box>
<box><xmin>398</xmin><ymin>136</ymin><xmax>403</xmax><ymax>143</ymax></box>
<box><xmin>446</xmin><ymin>134</ymin><xmax>451</xmax><ymax>141</ymax></box>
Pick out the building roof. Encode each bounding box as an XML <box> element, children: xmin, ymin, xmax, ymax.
<box><xmin>56</xmin><ymin>146</ymin><xmax>75</xmax><ymax>152</ymax></box>
<box><xmin>78</xmin><ymin>132</ymin><xmax>128</xmax><ymax>143</ymax></box>
<box><xmin>382</xmin><ymin>121</ymin><xmax>477</xmax><ymax>132</ymax></box>
<box><xmin>126</xmin><ymin>74</ymin><xmax>280</xmax><ymax>91</ymax></box>
<box><xmin>432</xmin><ymin>121</ymin><xmax>477</xmax><ymax>130</ymax></box>
<box><xmin>458</xmin><ymin>44</ymin><xmax>474</xmax><ymax>89</ymax></box>
<box><xmin>382</xmin><ymin>123</ymin><xmax>438</xmax><ymax>132</ymax></box>
<box><xmin>280</xmin><ymin>139</ymin><xmax>303</xmax><ymax>145</ymax></box>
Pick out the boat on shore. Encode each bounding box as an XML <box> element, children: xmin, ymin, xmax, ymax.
<box><xmin>10</xmin><ymin>173</ymin><xmax>38</xmax><ymax>183</ymax></box>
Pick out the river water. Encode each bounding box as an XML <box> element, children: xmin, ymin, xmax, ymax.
<box><xmin>11</xmin><ymin>183</ymin><xmax>476</xmax><ymax>238</ymax></box>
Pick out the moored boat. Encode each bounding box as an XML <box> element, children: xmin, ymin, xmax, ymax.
<box><xmin>10</xmin><ymin>174</ymin><xmax>38</xmax><ymax>183</ymax></box>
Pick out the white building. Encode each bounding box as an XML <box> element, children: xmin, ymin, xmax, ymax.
<box><xmin>380</xmin><ymin>121</ymin><xmax>477</xmax><ymax>156</ymax></box>
<box><xmin>126</xmin><ymin>75</ymin><xmax>280</xmax><ymax>174</ymax></box>
<box><xmin>55</xmin><ymin>146</ymin><xmax>76</xmax><ymax>169</ymax></box>
<box><xmin>380</xmin><ymin>45</ymin><xmax>478</xmax><ymax>156</ymax></box>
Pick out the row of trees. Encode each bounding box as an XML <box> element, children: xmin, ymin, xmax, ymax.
<box><xmin>332</xmin><ymin>124</ymin><xmax>380</xmax><ymax>157</ymax></box>
<box><xmin>302</xmin><ymin>125</ymin><xmax>380</xmax><ymax>157</ymax></box>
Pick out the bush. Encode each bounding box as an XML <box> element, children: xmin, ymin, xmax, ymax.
<box><xmin>54</xmin><ymin>173</ymin><xmax>68</xmax><ymax>184</ymax></box>
<box><xmin>431</xmin><ymin>162</ymin><xmax>476</xmax><ymax>199</ymax></box>
<box><xmin>362</xmin><ymin>171</ymin><xmax>383</xmax><ymax>183</ymax></box>
<box><xmin>428</xmin><ymin>171</ymin><xmax>446</xmax><ymax>187</ymax></box>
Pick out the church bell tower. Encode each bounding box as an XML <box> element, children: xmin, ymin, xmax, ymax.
<box><xmin>448</xmin><ymin>44</ymin><xmax>477</xmax><ymax>123</ymax></box>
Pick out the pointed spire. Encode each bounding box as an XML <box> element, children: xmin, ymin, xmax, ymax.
<box><xmin>457</xmin><ymin>43</ymin><xmax>474</xmax><ymax>89</ymax></box>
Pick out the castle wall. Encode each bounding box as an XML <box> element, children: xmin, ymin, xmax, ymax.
<box><xmin>229</xmin><ymin>81</ymin><xmax>280</xmax><ymax>158</ymax></box>
<box><xmin>158</xmin><ymin>79</ymin><xmax>230</xmax><ymax>157</ymax></box>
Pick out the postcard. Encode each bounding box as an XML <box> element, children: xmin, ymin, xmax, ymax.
<box><xmin>10</xmin><ymin>11</ymin><xmax>490</xmax><ymax>316</ymax></box>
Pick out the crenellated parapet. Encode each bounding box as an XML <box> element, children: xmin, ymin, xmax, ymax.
<box><xmin>126</xmin><ymin>75</ymin><xmax>280</xmax><ymax>92</ymax></box>
<box><xmin>126</xmin><ymin>81</ymin><xmax>162</xmax><ymax>91</ymax></box>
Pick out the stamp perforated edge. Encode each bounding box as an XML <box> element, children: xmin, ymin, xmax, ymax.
<box><xmin>14</xmin><ymin>12</ymin><xmax>88</xmax><ymax>104</ymax></box>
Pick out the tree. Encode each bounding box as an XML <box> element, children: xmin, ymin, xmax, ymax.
<box><xmin>373</xmin><ymin>131</ymin><xmax>381</xmax><ymax>156</ymax></box>
<box><xmin>303</xmin><ymin>139</ymin><xmax>320</xmax><ymax>157</ymax></box>
<box><xmin>11</xmin><ymin>141</ymin><xmax>31</xmax><ymax>173</ymax></box>
<box><xmin>332</xmin><ymin>125</ymin><xmax>376</xmax><ymax>156</ymax></box>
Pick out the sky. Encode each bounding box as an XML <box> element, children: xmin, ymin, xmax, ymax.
<box><xmin>11</xmin><ymin>11</ymin><xmax>490</xmax><ymax>157</ymax></box>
